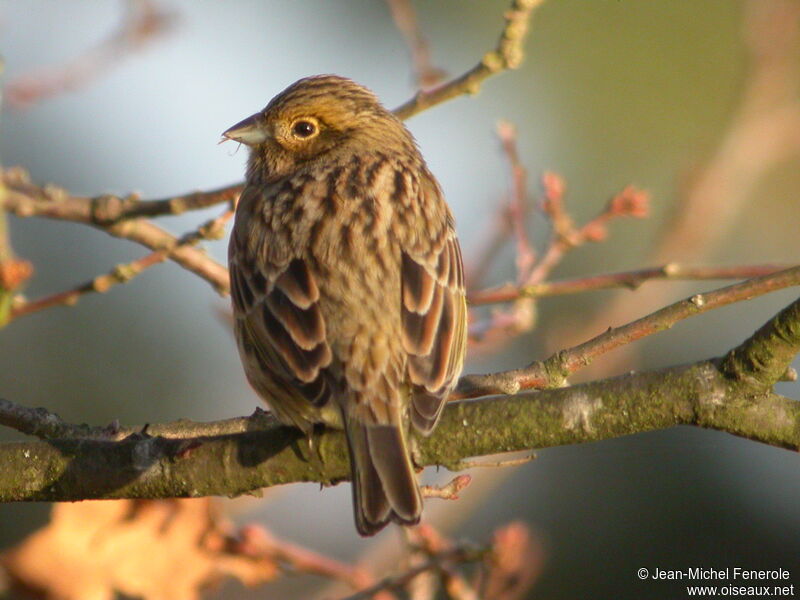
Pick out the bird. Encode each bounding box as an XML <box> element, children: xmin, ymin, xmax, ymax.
<box><xmin>223</xmin><ymin>74</ymin><xmax>467</xmax><ymax>536</ymax></box>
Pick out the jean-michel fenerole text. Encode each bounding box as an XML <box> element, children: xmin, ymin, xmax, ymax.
<box><xmin>649</xmin><ymin>568</ymin><xmax>791</xmax><ymax>582</ymax></box>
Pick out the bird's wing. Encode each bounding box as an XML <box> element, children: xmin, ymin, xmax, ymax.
<box><xmin>229</xmin><ymin>191</ymin><xmax>334</xmax><ymax>424</ymax></box>
<box><xmin>400</xmin><ymin>180</ymin><xmax>468</xmax><ymax>433</ymax></box>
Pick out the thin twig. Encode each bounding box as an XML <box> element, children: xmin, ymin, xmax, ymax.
<box><xmin>106</xmin><ymin>219</ymin><xmax>229</xmax><ymax>293</ymax></box>
<box><xmin>452</xmin><ymin>454</ymin><xmax>536</xmax><ymax>470</ymax></box>
<box><xmin>236</xmin><ymin>525</ymin><xmax>373</xmax><ymax>591</ymax></box>
<box><xmin>386</xmin><ymin>0</ymin><xmax>446</xmax><ymax>88</ymax></box>
<box><xmin>421</xmin><ymin>475</ymin><xmax>472</xmax><ymax>500</ymax></box>
<box><xmin>409</xmin><ymin>525</ymin><xmax>479</xmax><ymax>600</ymax></box>
<box><xmin>393</xmin><ymin>0</ymin><xmax>543</xmax><ymax>120</ymax></box>
<box><xmin>525</xmin><ymin>178</ymin><xmax>649</xmax><ymax>287</ymax></box>
<box><xmin>468</xmin><ymin>263</ymin><xmax>790</xmax><ymax>305</ymax></box>
<box><xmin>468</xmin><ymin>121</ymin><xmax>538</xmax><ymax>343</ymax></box>
<box><xmin>2</xmin><ymin>167</ymin><xmax>240</xmax><ymax>224</ymax></box>
<box><xmin>91</xmin><ymin>183</ymin><xmax>243</xmax><ymax>224</ymax></box>
<box><xmin>468</xmin><ymin>170</ymin><xmax>648</xmax><ymax>343</ymax></box>
<box><xmin>2</xmin><ymin>168</ymin><xmax>231</xmax><ymax>296</ymax></box>
<box><xmin>496</xmin><ymin>120</ymin><xmax>535</xmax><ymax>281</ymax></box>
<box><xmin>10</xmin><ymin>207</ymin><xmax>233</xmax><ymax>320</ymax></box>
<box><xmin>338</xmin><ymin>546</ymin><xmax>487</xmax><ymax>600</ymax></box>
<box><xmin>0</xmin><ymin>170</ymin><xmax>33</xmax><ymax>327</ymax></box>
<box><xmin>10</xmin><ymin>251</ymin><xmax>166</xmax><ymax>320</ymax></box>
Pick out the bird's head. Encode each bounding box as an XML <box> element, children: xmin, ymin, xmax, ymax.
<box><xmin>222</xmin><ymin>75</ymin><xmax>416</xmax><ymax>180</ymax></box>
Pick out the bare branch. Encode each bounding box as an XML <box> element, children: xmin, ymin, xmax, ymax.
<box><xmin>468</xmin><ymin>169</ymin><xmax>649</xmax><ymax>344</ymax></box>
<box><xmin>3</xmin><ymin>357</ymin><xmax>798</xmax><ymax>503</ymax></box>
<box><xmin>421</xmin><ymin>475</ymin><xmax>472</xmax><ymax>500</ymax></box>
<box><xmin>721</xmin><ymin>297</ymin><xmax>800</xmax><ymax>388</ymax></box>
<box><xmin>238</xmin><ymin>525</ymin><xmax>373</xmax><ymax>591</ymax></box>
<box><xmin>386</xmin><ymin>0</ymin><xmax>446</xmax><ymax>88</ymax></box>
<box><xmin>0</xmin><ymin>292</ymin><xmax>798</xmax><ymax>503</ymax></box>
<box><xmin>452</xmin><ymin>454</ymin><xmax>535</xmax><ymax>470</ymax></box>
<box><xmin>90</xmin><ymin>183</ymin><xmax>242</xmax><ymax>224</ymax></box>
<box><xmin>466</xmin><ymin>121</ymin><xmax>538</xmax><ymax>344</ymax></box>
<box><xmin>338</xmin><ymin>545</ymin><xmax>486</xmax><ymax>600</ymax></box>
<box><xmin>1</xmin><ymin>168</ymin><xmax>231</xmax><ymax>296</ymax></box>
<box><xmin>10</xmin><ymin>207</ymin><xmax>233</xmax><ymax>320</ymax></box>
<box><xmin>10</xmin><ymin>250</ymin><xmax>170</xmax><ymax>320</ymax></box>
<box><xmin>2</xmin><ymin>267</ymin><xmax>797</xmax><ymax>445</ymax></box>
<box><xmin>1</xmin><ymin>168</ymin><xmax>240</xmax><ymax>224</ymax></box>
<box><xmin>393</xmin><ymin>0</ymin><xmax>543</xmax><ymax>120</ymax></box>
<box><xmin>526</xmin><ymin>178</ymin><xmax>649</xmax><ymax>287</ymax></box>
<box><xmin>458</xmin><ymin>266</ymin><xmax>800</xmax><ymax>398</ymax></box>
<box><xmin>496</xmin><ymin>120</ymin><xmax>535</xmax><ymax>282</ymax></box>
<box><xmin>468</xmin><ymin>263</ymin><xmax>791</xmax><ymax>305</ymax></box>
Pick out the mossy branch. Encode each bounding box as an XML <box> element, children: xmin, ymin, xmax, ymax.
<box><xmin>0</xmin><ymin>295</ymin><xmax>797</xmax><ymax>503</ymax></box>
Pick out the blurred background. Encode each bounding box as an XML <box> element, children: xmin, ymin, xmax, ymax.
<box><xmin>0</xmin><ymin>0</ymin><xmax>799</xmax><ymax>598</ymax></box>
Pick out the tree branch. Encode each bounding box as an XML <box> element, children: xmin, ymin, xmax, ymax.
<box><xmin>1</xmin><ymin>169</ymin><xmax>231</xmax><ymax>296</ymax></box>
<box><xmin>0</xmin><ymin>399</ymin><xmax>275</xmax><ymax>442</ymax></box>
<box><xmin>1</xmin><ymin>168</ymin><xmax>241</xmax><ymax>225</ymax></box>
<box><xmin>468</xmin><ymin>263</ymin><xmax>791</xmax><ymax>305</ymax></box>
<box><xmin>4</xmin><ymin>266</ymin><xmax>797</xmax><ymax>444</ymax></box>
<box><xmin>9</xmin><ymin>207</ymin><xmax>233</xmax><ymax>319</ymax></box>
<box><xmin>89</xmin><ymin>183</ymin><xmax>242</xmax><ymax>224</ymax></box>
<box><xmin>339</xmin><ymin>545</ymin><xmax>486</xmax><ymax>600</ymax></box>
<box><xmin>720</xmin><ymin>297</ymin><xmax>800</xmax><ymax>388</ymax></box>
<box><xmin>0</xmin><ymin>293</ymin><xmax>797</xmax><ymax>502</ymax></box>
<box><xmin>458</xmin><ymin>265</ymin><xmax>800</xmax><ymax>398</ymax></box>
<box><xmin>0</xmin><ymin>361</ymin><xmax>795</xmax><ymax>503</ymax></box>
<box><xmin>392</xmin><ymin>0</ymin><xmax>542</xmax><ymax>120</ymax></box>
<box><xmin>467</xmin><ymin>146</ymin><xmax>649</xmax><ymax>344</ymax></box>
<box><xmin>386</xmin><ymin>0</ymin><xmax>446</xmax><ymax>89</ymax></box>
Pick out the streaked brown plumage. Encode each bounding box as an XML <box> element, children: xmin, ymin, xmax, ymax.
<box><xmin>224</xmin><ymin>75</ymin><xmax>467</xmax><ymax>536</ymax></box>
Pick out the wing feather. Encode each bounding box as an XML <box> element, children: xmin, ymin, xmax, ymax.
<box><xmin>275</xmin><ymin>258</ymin><xmax>319</xmax><ymax>308</ymax></box>
<box><xmin>230</xmin><ymin>249</ymin><xmax>333</xmax><ymax>410</ymax></box>
<box><xmin>402</xmin><ymin>231</ymin><xmax>467</xmax><ymax>434</ymax></box>
<box><xmin>402</xmin><ymin>283</ymin><xmax>443</xmax><ymax>357</ymax></box>
<box><xmin>401</xmin><ymin>252</ymin><xmax>436</xmax><ymax>313</ymax></box>
<box><xmin>265</xmin><ymin>287</ymin><xmax>326</xmax><ymax>350</ymax></box>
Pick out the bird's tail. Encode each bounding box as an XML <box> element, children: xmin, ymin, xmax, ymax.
<box><xmin>344</xmin><ymin>410</ymin><xmax>422</xmax><ymax>536</ymax></box>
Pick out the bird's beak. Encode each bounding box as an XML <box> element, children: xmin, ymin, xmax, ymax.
<box><xmin>221</xmin><ymin>112</ymin><xmax>269</xmax><ymax>146</ymax></box>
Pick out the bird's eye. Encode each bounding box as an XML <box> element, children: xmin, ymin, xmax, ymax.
<box><xmin>292</xmin><ymin>120</ymin><xmax>317</xmax><ymax>138</ymax></box>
